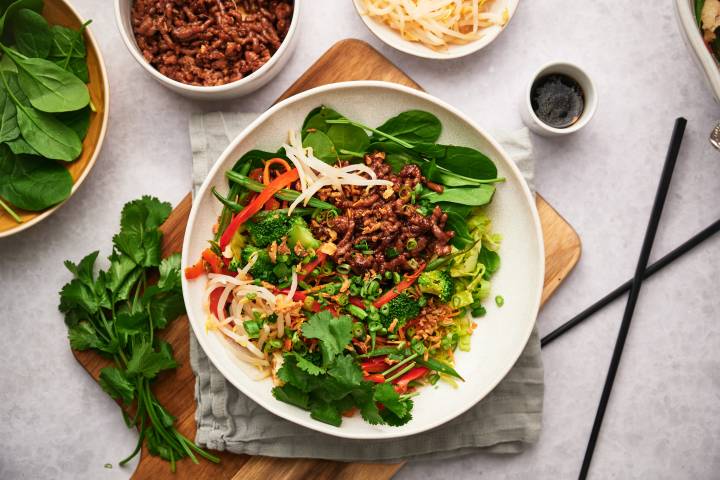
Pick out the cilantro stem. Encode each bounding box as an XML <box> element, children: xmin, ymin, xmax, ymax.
<box><xmin>380</xmin><ymin>353</ymin><xmax>418</xmax><ymax>377</ymax></box>
<box><xmin>385</xmin><ymin>362</ymin><xmax>417</xmax><ymax>383</ymax></box>
<box><xmin>119</xmin><ymin>415</ymin><xmax>145</xmax><ymax>466</ymax></box>
<box><xmin>0</xmin><ymin>197</ymin><xmax>21</xmax><ymax>223</ymax></box>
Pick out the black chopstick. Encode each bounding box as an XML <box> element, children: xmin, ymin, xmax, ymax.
<box><xmin>578</xmin><ymin>118</ymin><xmax>687</xmax><ymax>479</ymax></box>
<box><xmin>541</xmin><ymin>217</ymin><xmax>720</xmax><ymax>348</ymax></box>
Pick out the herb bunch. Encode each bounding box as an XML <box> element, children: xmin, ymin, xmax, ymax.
<box><xmin>272</xmin><ymin>311</ymin><xmax>414</xmax><ymax>427</ymax></box>
<box><xmin>0</xmin><ymin>1</ymin><xmax>93</xmax><ymax>223</ymax></box>
<box><xmin>59</xmin><ymin>196</ymin><xmax>219</xmax><ymax>471</ymax></box>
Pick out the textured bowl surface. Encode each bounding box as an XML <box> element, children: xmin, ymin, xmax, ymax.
<box><xmin>675</xmin><ymin>0</ymin><xmax>720</xmax><ymax>103</ymax></box>
<box><xmin>182</xmin><ymin>81</ymin><xmax>544</xmax><ymax>439</ymax></box>
<box><xmin>0</xmin><ymin>0</ymin><xmax>109</xmax><ymax>238</ymax></box>
<box><xmin>352</xmin><ymin>0</ymin><xmax>519</xmax><ymax>60</ymax></box>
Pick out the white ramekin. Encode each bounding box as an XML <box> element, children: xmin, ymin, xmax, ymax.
<box><xmin>114</xmin><ymin>0</ymin><xmax>300</xmax><ymax>100</ymax></box>
<box><xmin>520</xmin><ymin>61</ymin><xmax>598</xmax><ymax>137</ymax></box>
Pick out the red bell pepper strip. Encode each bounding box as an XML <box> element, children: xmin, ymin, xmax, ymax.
<box><xmin>372</xmin><ymin>263</ymin><xmax>426</xmax><ymax>308</ymax></box>
<box><xmin>348</xmin><ymin>297</ymin><xmax>365</xmax><ymax>309</ymax></box>
<box><xmin>363</xmin><ymin>373</ymin><xmax>386</xmax><ymax>383</ymax></box>
<box><xmin>361</xmin><ymin>357</ymin><xmax>387</xmax><ymax>373</ymax></box>
<box><xmin>184</xmin><ymin>258</ymin><xmax>205</xmax><ymax>279</ymax></box>
<box><xmin>201</xmin><ymin>248</ymin><xmax>224</xmax><ymax>274</ymax></box>
<box><xmin>298</xmin><ymin>252</ymin><xmax>327</xmax><ymax>280</ymax></box>
<box><xmin>393</xmin><ymin>366</ymin><xmax>429</xmax><ymax>392</ymax></box>
<box><xmin>219</xmin><ymin>168</ymin><xmax>299</xmax><ymax>250</ymax></box>
<box><xmin>209</xmin><ymin>288</ymin><xmax>225</xmax><ymax>317</ymax></box>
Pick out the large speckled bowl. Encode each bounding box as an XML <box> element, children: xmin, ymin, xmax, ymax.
<box><xmin>674</xmin><ymin>0</ymin><xmax>720</xmax><ymax>103</ymax></box>
<box><xmin>182</xmin><ymin>81</ymin><xmax>544</xmax><ymax>439</ymax></box>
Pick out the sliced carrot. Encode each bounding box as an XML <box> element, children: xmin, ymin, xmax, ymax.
<box><xmin>263</xmin><ymin>158</ymin><xmax>291</xmax><ymax>185</ymax></box>
<box><xmin>184</xmin><ymin>258</ymin><xmax>206</xmax><ymax>279</ymax></box>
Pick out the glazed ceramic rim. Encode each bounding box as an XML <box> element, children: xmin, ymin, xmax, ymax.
<box><xmin>113</xmin><ymin>0</ymin><xmax>300</xmax><ymax>94</ymax></box>
<box><xmin>181</xmin><ymin>80</ymin><xmax>544</xmax><ymax>439</ymax></box>
<box><xmin>351</xmin><ymin>0</ymin><xmax>519</xmax><ymax>60</ymax></box>
<box><xmin>0</xmin><ymin>0</ymin><xmax>110</xmax><ymax>239</ymax></box>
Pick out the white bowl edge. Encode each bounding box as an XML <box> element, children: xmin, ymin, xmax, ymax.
<box><xmin>352</xmin><ymin>0</ymin><xmax>520</xmax><ymax>60</ymax></box>
<box><xmin>674</xmin><ymin>0</ymin><xmax>720</xmax><ymax>103</ymax></box>
<box><xmin>181</xmin><ymin>81</ymin><xmax>545</xmax><ymax>439</ymax></box>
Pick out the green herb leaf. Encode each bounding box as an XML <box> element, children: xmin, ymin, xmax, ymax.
<box><xmin>55</xmin><ymin>105</ymin><xmax>90</xmax><ymax>140</ymax></box>
<box><xmin>301</xmin><ymin>311</ymin><xmax>353</xmax><ymax>367</ymax></box>
<box><xmin>126</xmin><ymin>341</ymin><xmax>178</xmax><ymax>379</ymax></box>
<box><xmin>310</xmin><ymin>401</ymin><xmax>342</xmax><ymax>427</ymax></box>
<box><xmin>0</xmin><ymin>145</ymin><xmax>72</xmax><ymax>210</ymax></box>
<box><xmin>0</xmin><ymin>0</ymin><xmax>42</xmax><ymax>36</ymax></box>
<box><xmin>371</xmin><ymin>110</ymin><xmax>442</xmax><ymax>144</ymax></box>
<box><xmin>327</xmin><ymin>354</ymin><xmax>363</xmax><ymax>387</ymax></box>
<box><xmin>5</xmin><ymin>136</ymin><xmax>37</xmax><ymax>155</ymax></box>
<box><xmin>67</xmin><ymin>321</ymin><xmax>103</xmax><ymax>350</ymax></box>
<box><xmin>288</xmin><ymin>352</ymin><xmax>326</xmax><ymax>376</ymax></box>
<box><xmin>272</xmin><ymin>384</ymin><xmax>310</xmax><ymax>409</ymax></box>
<box><xmin>99</xmin><ymin>367</ymin><xmax>135</xmax><ymax>404</ymax></box>
<box><xmin>112</xmin><ymin>196</ymin><xmax>172</xmax><ymax>267</ymax></box>
<box><xmin>13</xmin><ymin>8</ymin><xmax>52</xmax><ymax>58</ymax></box>
<box><xmin>301</xmin><ymin>105</ymin><xmax>342</xmax><ymax>137</ymax></box>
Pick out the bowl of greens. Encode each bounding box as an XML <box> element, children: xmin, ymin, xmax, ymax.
<box><xmin>0</xmin><ymin>0</ymin><xmax>109</xmax><ymax>237</ymax></box>
<box><xmin>675</xmin><ymin>0</ymin><xmax>720</xmax><ymax>102</ymax></box>
<box><xmin>182</xmin><ymin>81</ymin><xmax>544</xmax><ymax>439</ymax></box>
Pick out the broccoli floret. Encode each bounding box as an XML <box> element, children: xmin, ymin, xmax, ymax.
<box><xmin>241</xmin><ymin>246</ymin><xmax>275</xmax><ymax>282</ymax></box>
<box><xmin>418</xmin><ymin>270</ymin><xmax>454</xmax><ymax>303</ymax></box>
<box><xmin>246</xmin><ymin>212</ymin><xmax>291</xmax><ymax>247</ymax></box>
<box><xmin>381</xmin><ymin>293</ymin><xmax>421</xmax><ymax>328</ymax></box>
<box><xmin>287</xmin><ymin>216</ymin><xmax>321</xmax><ymax>250</ymax></box>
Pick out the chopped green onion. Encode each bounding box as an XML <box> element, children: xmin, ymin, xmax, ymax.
<box><xmin>386</xmin><ymin>247</ymin><xmax>399</xmax><ymax>259</ymax></box>
<box><xmin>347</xmin><ymin>304</ymin><xmax>367</xmax><ymax>319</ymax></box>
<box><xmin>495</xmin><ymin>295</ymin><xmax>504</xmax><ymax>307</ymax></box>
<box><xmin>405</xmin><ymin>238</ymin><xmax>418</xmax><ymax>251</ymax></box>
<box><xmin>337</xmin><ymin>263</ymin><xmax>351</xmax><ymax>274</ymax></box>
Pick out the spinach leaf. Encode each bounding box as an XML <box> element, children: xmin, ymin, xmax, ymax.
<box><xmin>0</xmin><ymin>0</ymin><xmax>42</xmax><ymax>36</ymax></box>
<box><xmin>422</xmin><ymin>185</ymin><xmax>495</xmax><ymax>206</ymax></box>
<box><xmin>370</xmin><ymin>110</ymin><xmax>442</xmax><ymax>144</ymax></box>
<box><xmin>326</xmin><ymin>123</ymin><xmax>369</xmax><ymax>160</ymax></box>
<box><xmin>423</xmin><ymin>158</ymin><xmax>502</xmax><ymax>186</ymax></box>
<box><xmin>413</xmin><ymin>143</ymin><xmax>497</xmax><ymax>180</ymax></box>
<box><xmin>478</xmin><ymin>246</ymin><xmax>500</xmax><ymax>274</ymax></box>
<box><xmin>230</xmin><ymin>149</ymin><xmax>285</xmax><ymax>172</ymax></box>
<box><xmin>301</xmin><ymin>105</ymin><xmax>342</xmax><ymax>137</ymax></box>
<box><xmin>367</xmin><ymin>140</ymin><xmax>420</xmax><ymax>172</ymax></box>
<box><xmin>302</xmin><ymin>129</ymin><xmax>338</xmax><ymax>163</ymax></box>
<box><xmin>0</xmin><ymin>82</ymin><xmax>19</xmax><ymax>142</ymax></box>
<box><xmin>3</xmin><ymin>45</ymin><xmax>89</xmax><ymax>113</ymax></box>
<box><xmin>2</xmin><ymin>70</ymin><xmax>81</xmax><ymax>161</ymax></box>
<box><xmin>13</xmin><ymin>8</ymin><xmax>51</xmax><ymax>58</ymax></box>
<box><xmin>0</xmin><ymin>144</ymin><xmax>71</xmax><ymax>210</ymax></box>
<box><xmin>48</xmin><ymin>24</ymin><xmax>89</xmax><ymax>82</ymax></box>
<box><xmin>5</xmin><ymin>136</ymin><xmax>37</xmax><ymax>155</ymax></box>
<box><xmin>56</xmin><ymin>105</ymin><xmax>90</xmax><ymax>140</ymax></box>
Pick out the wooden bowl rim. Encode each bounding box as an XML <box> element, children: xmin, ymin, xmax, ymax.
<box><xmin>0</xmin><ymin>0</ymin><xmax>110</xmax><ymax>238</ymax></box>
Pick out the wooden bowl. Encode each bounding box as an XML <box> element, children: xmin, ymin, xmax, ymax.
<box><xmin>0</xmin><ymin>0</ymin><xmax>109</xmax><ymax>238</ymax></box>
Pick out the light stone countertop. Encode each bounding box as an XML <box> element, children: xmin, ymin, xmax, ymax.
<box><xmin>1</xmin><ymin>1</ymin><xmax>719</xmax><ymax>479</ymax></box>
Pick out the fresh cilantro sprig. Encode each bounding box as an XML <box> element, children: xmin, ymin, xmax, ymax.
<box><xmin>58</xmin><ymin>196</ymin><xmax>219</xmax><ymax>471</ymax></box>
<box><xmin>272</xmin><ymin>311</ymin><xmax>413</xmax><ymax>427</ymax></box>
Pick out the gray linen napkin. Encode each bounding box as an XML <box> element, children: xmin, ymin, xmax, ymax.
<box><xmin>188</xmin><ymin>112</ymin><xmax>543</xmax><ymax>462</ymax></box>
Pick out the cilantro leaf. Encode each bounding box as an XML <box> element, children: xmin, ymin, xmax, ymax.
<box><xmin>301</xmin><ymin>311</ymin><xmax>353</xmax><ymax>367</ymax></box>
<box><xmin>145</xmin><ymin>289</ymin><xmax>185</xmax><ymax>330</ymax></box>
<box><xmin>126</xmin><ymin>341</ymin><xmax>177</xmax><ymax>379</ymax></box>
<box><xmin>373</xmin><ymin>383</ymin><xmax>413</xmax><ymax>426</ymax></box>
<box><xmin>112</xmin><ymin>196</ymin><xmax>171</xmax><ymax>268</ymax></box>
<box><xmin>352</xmin><ymin>383</ymin><xmax>383</xmax><ymax>425</ymax></box>
<box><xmin>327</xmin><ymin>354</ymin><xmax>363</xmax><ymax>387</ymax></box>
<box><xmin>63</xmin><ymin>251</ymin><xmax>99</xmax><ymax>288</ymax></box>
<box><xmin>99</xmin><ymin>367</ymin><xmax>135</xmax><ymax>404</ymax></box>
<box><xmin>157</xmin><ymin>253</ymin><xmax>181</xmax><ymax>291</ymax></box>
<box><xmin>272</xmin><ymin>385</ymin><xmax>309</xmax><ymax>409</ymax></box>
<box><xmin>106</xmin><ymin>252</ymin><xmax>140</xmax><ymax>300</ymax></box>
<box><xmin>277</xmin><ymin>354</ymin><xmax>315</xmax><ymax>391</ymax></box>
<box><xmin>310</xmin><ymin>401</ymin><xmax>342</xmax><ymax>427</ymax></box>
<box><xmin>120</xmin><ymin>195</ymin><xmax>172</xmax><ymax>232</ymax></box>
<box><xmin>67</xmin><ymin>321</ymin><xmax>103</xmax><ymax>350</ymax></box>
<box><xmin>288</xmin><ymin>352</ymin><xmax>325</xmax><ymax>376</ymax></box>
<box><xmin>115</xmin><ymin>311</ymin><xmax>148</xmax><ymax>337</ymax></box>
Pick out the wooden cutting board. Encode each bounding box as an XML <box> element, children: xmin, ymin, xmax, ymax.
<box><xmin>73</xmin><ymin>39</ymin><xmax>581</xmax><ymax>480</ymax></box>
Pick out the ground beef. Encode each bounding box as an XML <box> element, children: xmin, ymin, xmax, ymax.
<box><xmin>310</xmin><ymin>152</ymin><xmax>455</xmax><ymax>275</ymax></box>
<box><xmin>131</xmin><ymin>0</ymin><xmax>293</xmax><ymax>86</ymax></box>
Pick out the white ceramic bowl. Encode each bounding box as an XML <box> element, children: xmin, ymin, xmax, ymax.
<box><xmin>674</xmin><ymin>0</ymin><xmax>720</xmax><ymax>102</ymax></box>
<box><xmin>182</xmin><ymin>81</ymin><xmax>544</xmax><ymax>439</ymax></box>
<box><xmin>352</xmin><ymin>0</ymin><xmax>519</xmax><ymax>60</ymax></box>
<box><xmin>520</xmin><ymin>61</ymin><xmax>598</xmax><ymax>137</ymax></box>
<box><xmin>113</xmin><ymin>0</ymin><xmax>300</xmax><ymax>100</ymax></box>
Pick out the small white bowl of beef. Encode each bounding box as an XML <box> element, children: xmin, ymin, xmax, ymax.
<box><xmin>114</xmin><ymin>0</ymin><xmax>299</xmax><ymax>99</ymax></box>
